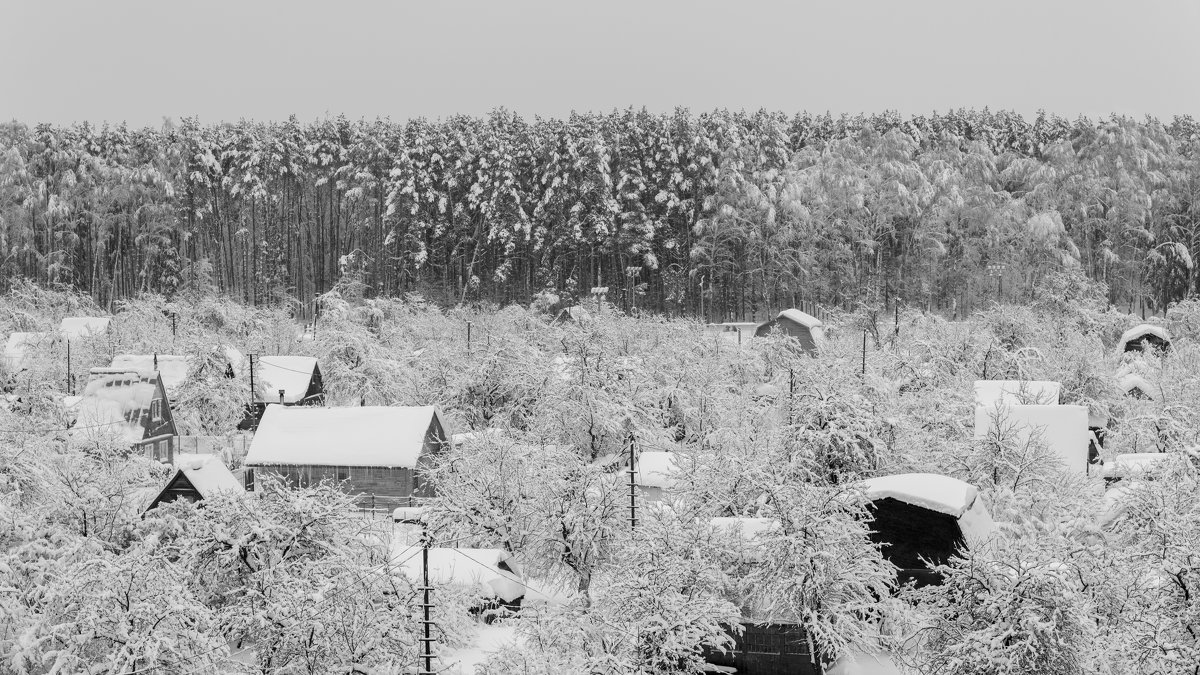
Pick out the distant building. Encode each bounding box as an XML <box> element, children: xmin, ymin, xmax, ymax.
<box><xmin>1119</xmin><ymin>323</ymin><xmax>1170</xmax><ymax>354</ymax></box>
<box><xmin>391</xmin><ymin>545</ymin><xmax>525</xmax><ymax>616</ymax></box>
<box><xmin>554</xmin><ymin>305</ymin><xmax>593</xmax><ymax>324</ymax></box>
<box><xmin>861</xmin><ymin>473</ymin><xmax>995</xmax><ymax>587</ymax></box>
<box><xmin>59</xmin><ymin>316</ymin><xmax>111</xmax><ymax>340</ymax></box>
<box><xmin>238</xmin><ymin>355</ymin><xmax>324</xmax><ymax>430</ymax></box>
<box><xmin>1118</xmin><ymin>371</ymin><xmax>1156</xmax><ymax>400</ymax></box>
<box><xmin>143</xmin><ymin>454</ymin><xmax>244</xmax><ymax>513</ymax></box>
<box><xmin>754</xmin><ymin>309</ymin><xmax>825</xmax><ymax>356</ymax></box>
<box><xmin>73</xmin><ymin>368</ymin><xmax>178</xmax><ymax>461</ymax></box>
<box><xmin>244</xmin><ymin>405</ymin><xmax>450</xmax><ymax>510</ymax></box>
<box><xmin>704</xmin><ymin>322</ymin><xmax>759</xmax><ymax>345</ymax></box>
<box><xmin>634</xmin><ymin>451</ymin><xmax>678</xmax><ymax>502</ymax></box>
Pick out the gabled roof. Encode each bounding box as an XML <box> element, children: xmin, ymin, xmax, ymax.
<box><xmin>73</xmin><ymin>370</ymin><xmax>162</xmax><ymax>443</ymax></box>
<box><xmin>4</xmin><ymin>331</ymin><xmax>55</xmax><ymax>370</ymax></box>
<box><xmin>637</xmin><ymin>451</ymin><xmax>678</xmax><ymax>489</ymax></box>
<box><xmin>1118</xmin><ymin>372</ymin><xmax>1156</xmax><ymax>399</ymax></box>
<box><xmin>776</xmin><ymin>308</ymin><xmax>823</xmax><ymax>330</ymax></box>
<box><xmin>110</xmin><ymin>354</ymin><xmax>189</xmax><ymax>398</ymax></box>
<box><xmin>554</xmin><ymin>305</ymin><xmax>592</xmax><ymax>323</ymax></box>
<box><xmin>59</xmin><ymin>317</ymin><xmax>111</xmax><ymax>340</ymax></box>
<box><xmin>974</xmin><ymin>380</ymin><xmax>1061</xmax><ymax>407</ymax></box>
<box><xmin>245</xmin><ymin>405</ymin><xmax>448</xmax><ymax>468</ymax></box>
<box><xmin>391</xmin><ymin>545</ymin><xmax>525</xmax><ymax>602</ymax></box>
<box><xmin>1119</xmin><ymin>323</ymin><xmax>1169</xmax><ymax>349</ymax></box>
<box><xmin>255</xmin><ymin>356</ymin><xmax>319</xmax><ymax>403</ymax></box>
<box><xmin>146</xmin><ymin>454</ymin><xmax>243</xmax><ymax>508</ymax></box>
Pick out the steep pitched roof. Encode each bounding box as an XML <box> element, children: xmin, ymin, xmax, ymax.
<box><xmin>110</xmin><ymin>354</ymin><xmax>190</xmax><ymax>398</ymax></box>
<box><xmin>254</xmin><ymin>356</ymin><xmax>319</xmax><ymax>403</ymax></box>
<box><xmin>245</xmin><ymin>405</ymin><xmax>448</xmax><ymax>468</ymax></box>
<box><xmin>72</xmin><ymin>370</ymin><xmax>162</xmax><ymax>443</ymax></box>
<box><xmin>145</xmin><ymin>454</ymin><xmax>243</xmax><ymax>512</ymax></box>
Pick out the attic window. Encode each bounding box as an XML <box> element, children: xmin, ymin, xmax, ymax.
<box><xmin>150</xmin><ymin>399</ymin><xmax>163</xmax><ymax>422</ymax></box>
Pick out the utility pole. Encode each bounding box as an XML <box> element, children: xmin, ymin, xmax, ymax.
<box><xmin>626</xmin><ymin>432</ymin><xmax>638</xmax><ymax>529</ymax></box>
<box><xmin>417</xmin><ymin>525</ymin><xmax>436</xmax><ymax>675</ymax></box>
<box><xmin>861</xmin><ymin>330</ymin><xmax>867</xmax><ymax>376</ymax></box>
<box><xmin>65</xmin><ymin>340</ymin><xmax>71</xmax><ymax>395</ymax></box>
<box><xmin>248</xmin><ymin>353</ymin><xmax>258</xmax><ymax>430</ymax></box>
<box><xmin>466</xmin><ymin>321</ymin><xmax>472</xmax><ymax>355</ymax></box>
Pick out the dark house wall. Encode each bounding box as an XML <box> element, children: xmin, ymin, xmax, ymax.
<box><xmin>146</xmin><ymin>472</ymin><xmax>200</xmax><ymax>511</ymax></box>
<box><xmin>755</xmin><ymin>318</ymin><xmax>819</xmax><ymax>355</ymax></box>
<box><xmin>1123</xmin><ymin>334</ymin><xmax>1169</xmax><ymax>353</ymax></box>
<box><xmin>867</xmin><ymin>497</ymin><xmax>964</xmax><ymax>587</ymax></box>
<box><xmin>705</xmin><ymin>623</ymin><xmax>823</xmax><ymax>675</ymax></box>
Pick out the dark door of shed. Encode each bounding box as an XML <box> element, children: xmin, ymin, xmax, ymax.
<box><xmin>867</xmin><ymin>497</ymin><xmax>963</xmax><ymax>587</ymax></box>
<box><xmin>704</xmin><ymin>623</ymin><xmax>823</xmax><ymax>674</ymax></box>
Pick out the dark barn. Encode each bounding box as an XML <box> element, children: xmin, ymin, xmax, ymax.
<box><xmin>861</xmin><ymin>473</ymin><xmax>994</xmax><ymax>587</ymax></box>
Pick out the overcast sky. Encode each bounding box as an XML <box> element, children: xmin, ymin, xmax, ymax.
<box><xmin>3</xmin><ymin>0</ymin><xmax>1197</xmax><ymax>127</ymax></box>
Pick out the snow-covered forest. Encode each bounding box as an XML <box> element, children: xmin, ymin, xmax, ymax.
<box><xmin>2</xmin><ymin>110</ymin><xmax>1200</xmax><ymax>320</ymax></box>
<box><xmin>1</xmin><ymin>267</ymin><xmax>1199</xmax><ymax>673</ymax></box>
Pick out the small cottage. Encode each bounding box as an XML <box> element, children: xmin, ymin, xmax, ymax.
<box><xmin>143</xmin><ymin>454</ymin><xmax>243</xmax><ymax>513</ymax></box>
<box><xmin>554</xmin><ymin>305</ymin><xmax>593</xmax><ymax>324</ymax></box>
<box><xmin>72</xmin><ymin>368</ymin><xmax>178</xmax><ymax>461</ymax></box>
<box><xmin>244</xmin><ymin>405</ymin><xmax>450</xmax><ymax>510</ymax></box>
<box><xmin>1118</xmin><ymin>372</ymin><xmax>1156</xmax><ymax>400</ymax></box>
<box><xmin>861</xmin><ymin>473</ymin><xmax>995</xmax><ymax>587</ymax></box>
<box><xmin>754</xmin><ymin>309</ymin><xmax>825</xmax><ymax>356</ymax></box>
<box><xmin>239</xmin><ymin>355</ymin><xmax>325</xmax><ymax>429</ymax></box>
<box><xmin>705</xmin><ymin>322</ymin><xmax>759</xmax><ymax>345</ymax></box>
<box><xmin>391</xmin><ymin>545</ymin><xmax>526</xmax><ymax>615</ymax></box>
<box><xmin>59</xmin><ymin>316</ymin><xmax>111</xmax><ymax>340</ymax></box>
<box><xmin>110</xmin><ymin>354</ymin><xmax>190</xmax><ymax>401</ymax></box>
<box><xmin>3</xmin><ymin>331</ymin><xmax>56</xmax><ymax>374</ymax></box>
<box><xmin>1119</xmin><ymin>323</ymin><xmax>1170</xmax><ymax>354</ymax></box>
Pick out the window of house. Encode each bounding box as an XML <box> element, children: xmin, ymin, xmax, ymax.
<box><xmin>150</xmin><ymin>399</ymin><xmax>162</xmax><ymax>422</ymax></box>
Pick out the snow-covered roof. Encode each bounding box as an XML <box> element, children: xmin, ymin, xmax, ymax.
<box><xmin>168</xmin><ymin>454</ymin><xmax>243</xmax><ymax>498</ymax></box>
<box><xmin>710</xmin><ymin>517</ymin><xmax>781</xmax><ymax>542</ymax></box>
<box><xmin>861</xmin><ymin>473</ymin><xmax>995</xmax><ymax>547</ymax></box>
<box><xmin>974</xmin><ymin>404</ymin><xmax>1091</xmax><ymax>475</ymax></box>
<box><xmin>555</xmin><ymin>306</ymin><xmax>592</xmax><ymax>323</ymax></box>
<box><xmin>1117</xmin><ymin>372</ymin><xmax>1156</xmax><ymax>399</ymax></box>
<box><xmin>223</xmin><ymin>346</ymin><xmax>246</xmax><ymax>377</ymax></box>
<box><xmin>72</xmin><ymin>371</ymin><xmax>160</xmax><ymax>443</ymax></box>
<box><xmin>1119</xmin><ymin>323</ymin><xmax>1170</xmax><ymax>349</ymax></box>
<box><xmin>255</xmin><ymin>356</ymin><xmax>319</xmax><ymax>403</ymax></box>
<box><xmin>1100</xmin><ymin>453</ymin><xmax>1184</xmax><ymax>479</ymax></box>
<box><xmin>777</xmin><ymin>309</ymin><xmax>823</xmax><ymax>329</ymax></box>
<box><xmin>3</xmin><ymin>331</ymin><xmax>54</xmax><ymax>370</ymax></box>
<box><xmin>973</xmin><ymin>380</ymin><xmax>1061</xmax><ymax>407</ymax></box>
<box><xmin>861</xmin><ymin>473</ymin><xmax>980</xmax><ymax>519</ymax></box>
<box><xmin>392</xmin><ymin>506</ymin><xmax>426</xmax><ymax>523</ymax></box>
<box><xmin>59</xmin><ymin>316</ymin><xmax>110</xmax><ymax>340</ymax></box>
<box><xmin>245</xmin><ymin>405</ymin><xmax>447</xmax><ymax>468</ymax></box>
<box><xmin>637</xmin><ymin>451</ymin><xmax>678</xmax><ymax>489</ymax></box>
<box><xmin>110</xmin><ymin>354</ymin><xmax>189</xmax><ymax>398</ymax></box>
<box><xmin>391</xmin><ymin>545</ymin><xmax>525</xmax><ymax>602</ymax></box>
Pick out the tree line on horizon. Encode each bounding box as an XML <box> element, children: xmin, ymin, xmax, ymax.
<box><xmin>0</xmin><ymin>108</ymin><xmax>1198</xmax><ymax>320</ymax></box>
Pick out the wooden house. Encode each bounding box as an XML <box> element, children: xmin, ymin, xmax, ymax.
<box><xmin>238</xmin><ymin>355</ymin><xmax>325</xmax><ymax>430</ymax></box>
<box><xmin>1118</xmin><ymin>371</ymin><xmax>1156</xmax><ymax>400</ymax></box>
<box><xmin>1119</xmin><ymin>323</ymin><xmax>1170</xmax><ymax>354</ymax></box>
<box><xmin>755</xmin><ymin>309</ymin><xmax>825</xmax><ymax>356</ymax></box>
<box><xmin>72</xmin><ymin>368</ymin><xmax>178</xmax><ymax>461</ymax></box>
<box><xmin>861</xmin><ymin>473</ymin><xmax>994</xmax><ymax>587</ymax></box>
<box><xmin>143</xmin><ymin>454</ymin><xmax>244</xmax><ymax>513</ymax></box>
<box><xmin>244</xmin><ymin>405</ymin><xmax>450</xmax><ymax>510</ymax></box>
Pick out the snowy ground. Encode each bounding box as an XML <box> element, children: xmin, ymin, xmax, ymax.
<box><xmin>437</xmin><ymin>623</ymin><xmax>523</xmax><ymax>674</ymax></box>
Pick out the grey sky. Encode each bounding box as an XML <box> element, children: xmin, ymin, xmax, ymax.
<box><xmin>3</xmin><ymin>0</ymin><xmax>1197</xmax><ymax>127</ymax></box>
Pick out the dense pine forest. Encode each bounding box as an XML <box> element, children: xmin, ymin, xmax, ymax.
<box><xmin>2</xmin><ymin>109</ymin><xmax>1198</xmax><ymax>319</ymax></box>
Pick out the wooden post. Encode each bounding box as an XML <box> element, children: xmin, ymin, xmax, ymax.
<box><xmin>65</xmin><ymin>340</ymin><xmax>71</xmax><ymax>395</ymax></box>
<box><xmin>627</xmin><ymin>433</ymin><xmax>637</xmax><ymax>529</ymax></box>
<box><xmin>418</xmin><ymin>523</ymin><xmax>436</xmax><ymax>675</ymax></box>
<box><xmin>861</xmin><ymin>330</ymin><xmax>867</xmax><ymax>376</ymax></box>
<box><xmin>466</xmin><ymin>321</ymin><xmax>472</xmax><ymax>355</ymax></box>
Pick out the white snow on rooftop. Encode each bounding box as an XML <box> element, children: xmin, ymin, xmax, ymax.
<box><xmin>1117</xmin><ymin>372</ymin><xmax>1156</xmax><ymax>399</ymax></box>
<box><xmin>245</xmin><ymin>405</ymin><xmax>446</xmax><ymax>468</ymax></box>
<box><xmin>861</xmin><ymin>473</ymin><xmax>979</xmax><ymax>518</ymax></box>
<box><xmin>73</xmin><ymin>372</ymin><xmax>159</xmax><ymax>443</ymax></box>
<box><xmin>1119</xmin><ymin>323</ymin><xmax>1170</xmax><ymax>349</ymax></box>
<box><xmin>391</xmin><ymin>545</ymin><xmax>525</xmax><ymax>602</ymax></box>
<box><xmin>637</xmin><ymin>451</ymin><xmax>678</xmax><ymax>489</ymax></box>
<box><xmin>59</xmin><ymin>316</ymin><xmax>111</xmax><ymax>340</ymax></box>
<box><xmin>255</xmin><ymin>355</ymin><xmax>319</xmax><ymax>403</ymax></box>
<box><xmin>1101</xmin><ymin>453</ymin><xmax>1184</xmax><ymax>479</ymax></box>
<box><xmin>777</xmin><ymin>308</ymin><xmax>823</xmax><ymax>329</ymax></box>
<box><xmin>974</xmin><ymin>380</ymin><xmax>1061</xmax><ymax>407</ymax></box>
<box><xmin>974</xmin><ymin>404</ymin><xmax>1091</xmax><ymax>475</ymax></box>
<box><xmin>171</xmin><ymin>454</ymin><xmax>243</xmax><ymax>499</ymax></box>
<box><xmin>4</xmin><ymin>331</ymin><xmax>54</xmax><ymax>370</ymax></box>
<box><xmin>110</xmin><ymin>354</ymin><xmax>189</xmax><ymax>398</ymax></box>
